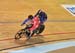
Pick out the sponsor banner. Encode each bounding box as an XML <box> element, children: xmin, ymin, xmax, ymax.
<box><xmin>62</xmin><ymin>4</ymin><xmax>75</xmax><ymax>16</ymax></box>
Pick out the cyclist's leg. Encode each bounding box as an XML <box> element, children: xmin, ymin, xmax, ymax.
<box><xmin>30</xmin><ymin>30</ymin><xmax>35</xmax><ymax>37</ymax></box>
<box><xmin>30</xmin><ymin>27</ymin><xmax>39</xmax><ymax>37</ymax></box>
<box><xmin>24</xmin><ymin>24</ymin><xmax>33</xmax><ymax>37</ymax></box>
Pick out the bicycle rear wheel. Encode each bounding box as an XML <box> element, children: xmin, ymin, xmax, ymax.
<box><xmin>36</xmin><ymin>24</ymin><xmax>45</xmax><ymax>34</ymax></box>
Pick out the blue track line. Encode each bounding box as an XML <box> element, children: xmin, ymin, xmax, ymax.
<box><xmin>9</xmin><ymin>41</ymin><xmax>75</xmax><ymax>53</ymax></box>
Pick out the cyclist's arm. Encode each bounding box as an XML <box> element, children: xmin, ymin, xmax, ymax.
<box><xmin>21</xmin><ymin>18</ymin><xmax>29</xmax><ymax>26</ymax></box>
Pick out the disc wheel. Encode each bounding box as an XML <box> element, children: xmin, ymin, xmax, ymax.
<box><xmin>36</xmin><ymin>25</ymin><xmax>45</xmax><ymax>34</ymax></box>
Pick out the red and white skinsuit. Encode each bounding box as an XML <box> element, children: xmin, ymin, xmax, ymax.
<box><xmin>29</xmin><ymin>16</ymin><xmax>40</xmax><ymax>31</ymax></box>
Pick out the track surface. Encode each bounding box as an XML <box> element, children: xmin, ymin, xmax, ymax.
<box><xmin>0</xmin><ymin>0</ymin><xmax>75</xmax><ymax>53</ymax></box>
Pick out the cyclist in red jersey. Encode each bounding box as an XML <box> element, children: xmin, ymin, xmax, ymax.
<box><xmin>24</xmin><ymin>15</ymin><xmax>40</xmax><ymax>39</ymax></box>
<box><xmin>29</xmin><ymin>15</ymin><xmax>40</xmax><ymax>31</ymax></box>
<box><xmin>28</xmin><ymin>15</ymin><xmax>40</xmax><ymax>38</ymax></box>
<box><xmin>21</xmin><ymin>10</ymin><xmax>47</xmax><ymax>39</ymax></box>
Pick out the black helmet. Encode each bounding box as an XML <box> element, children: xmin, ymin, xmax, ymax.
<box><xmin>28</xmin><ymin>15</ymin><xmax>33</xmax><ymax>19</ymax></box>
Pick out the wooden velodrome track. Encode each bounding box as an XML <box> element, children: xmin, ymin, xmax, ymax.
<box><xmin>0</xmin><ymin>0</ymin><xmax>75</xmax><ymax>53</ymax></box>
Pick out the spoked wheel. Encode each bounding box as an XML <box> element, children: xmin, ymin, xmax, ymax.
<box><xmin>15</xmin><ymin>33</ymin><xmax>22</xmax><ymax>40</ymax></box>
<box><xmin>15</xmin><ymin>29</ymin><xmax>24</xmax><ymax>39</ymax></box>
<box><xmin>15</xmin><ymin>29</ymin><xmax>30</xmax><ymax>40</ymax></box>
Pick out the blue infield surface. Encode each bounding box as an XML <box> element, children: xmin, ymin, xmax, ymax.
<box><xmin>9</xmin><ymin>41</ymin><xmax>75</xmax><ymax>53</ymax></box>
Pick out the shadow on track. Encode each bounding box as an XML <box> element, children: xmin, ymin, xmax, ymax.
<box><xmin>14</xmin><ymin>35</ymin><xmax>45</xmax><ymax>47</ymax></box>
